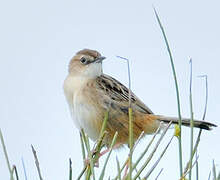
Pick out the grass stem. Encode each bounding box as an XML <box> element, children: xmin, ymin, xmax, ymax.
<box><xmin>31</xmin><ymin>145</ymin><xmax>43</xmax><ymax>180</ymax></box>
<box><xmin>128</xmin><ymin>108</ymin><xmax>134</xmax><ymax>179</ymax></box>
<box><xmin>133</xmin><ymin>121</ymin><xmax>172</xmax><ymax>179</ymax></box>
<box><xmin>189</xmin><ymin>59</ymin><xmax>194</xmax><ymax>180</ymax></box>
<box><xmin>144</xmin><ymin>135</ymin><xmax>174</xmax><ymax>179</ymax></box>
<box><xmin>69</xmin><ymin>158</ymin><xmax>72</xmax><ymax>180</ymax></box>
<box><xmin>154</xmin><ymin>7</ymin><xmax>183</xmax><ymax>177</ymax></box>
<box><xmin>0</xmin><ymin>128</ymin><xmax>14</xmax><ymax>180</ymax></box>
<box><xmin>21</xmin><ymin>158</ymin><xmax>28</xmax><ymax>180</ymax></box>
<box><xmin>99</xmin><ymin>132</ymin><xmax>118</xmax><ymax>180</ymax></box>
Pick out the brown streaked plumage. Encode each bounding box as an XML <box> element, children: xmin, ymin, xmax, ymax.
<box><xmin>63</xmin><ymin>49</ymin><xmax>217</xmax><ymax>147</ymax></box>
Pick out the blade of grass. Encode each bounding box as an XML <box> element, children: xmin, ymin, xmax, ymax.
<box><xmin>21</xmin><ymin>157</ymin><xmax>28</xmax><ymax>180</ymax></box>
<box><xmin>184</xmin><ymin>75</ymin><xmax>209</xmax><ymax>178</ymax></box>
<box><xmin>76</xmin><ymin>166</ymin><xmax>87</xmax><ymax>180</ymax></box>
<box><xmin>197</xmin><ymin>75</ymin><xmax>209</xmax><ymax>120</ymax></box>
<box><xmin>128</xmin><ymin>107</ymin><xmax>134</xmax><ymax>179</ymax></box>
<box><xmin>113</xmin><ymin>158</ymin><xmax>128</xmax><ymax>180</ymax></box>
<box><xmin>213</xmin><ymin>160</ymin><xmax>217</xmax><ymax>180</ymax></box>
<box><xmin>100</xmin><ymin>112</ymin><xmax>109</xmax><ymax>136</ymax></box>
<box><xmin>82</xmin><ymin>132</ymin><xmax>95</xmax><ymax>180</ymax></box>
<box><xmin>154</xmin><ymin>7</ymin><xmax>183</xmax><ymax>177</ymax></box>
<box><xmin>189</xmin><ymin>59</ymin><xmax>194</xmax><ymax>180</ymax></box>
<box><xmin>195</xmin><ymin>75</ymin><xmax>208</xmax><ymax>180</ymax></box>
<box><xmin>69</xmin><ymin>158</ymin><xmax>72</xmax><ymax>180</ymax></box>
<box><xmin>93</xmin><ymin>112</ymin><xmax>109</xmax><ymax>163</ymax></box>
<box><xmin>79</xmin><ymin>132</ymin><xmax>86</xmax><ymax>166</ymax></box>
<box><xmin>31</xmin><ymin>145</ymin><xmax>43</xmax><ymax>180</ymax></box>
<box><xmin>12</xmin><ymin>165</ymin><xmax>19</xmax><ymax>180</ymax></box>
<box><xmin>116</xmin><ymin>56</ymin><xmax>131</xmax><ymax>107</ymax></box>
<box><xmin>116</xmin><ymin>55</ymin><xmax>133</xmax><ymax>180</ymax></box>
<box><xmin>155</xmin><ymin>168</ymin><xmax>164</xmax><ymax>180</ymax></box>
<box><xmin>113</xmin><ymin>130</ymin><xmax>145</xmax><ymax>180</ymax></box>
<box><xmin>144</xmin><ymin>135</ymin><xmax>174</xmax><ymax>179</ymax></box>
<box><xmin>113</xmin><ymin>56</ymin><xmax>130</xmax><ymax>180</ymax></box>
<box><xmin>133</xmin><ymin>131</ymin><xmax>144</xmax><ymax>151</ymax></box>
<box><xmin>77</xmin><ymin>113</ymin><xmax>109</xmax><ymax>180</ymax></box>
<box><xmin>208</xmin><ymin>170</ymin><xmax>211</xmax><ymax>180</ymax></box>
<box><xmin>133</xmin><ymin>121</ymin><xmax>172</xmax><ymax>179</ymax></box>
<box><xmin>0</xmin><ymin>128</ymin><xmax>14</xmax><ymax>180</ymax></box>
<box><xmin>181</xmin><ymin>156</ymin><xmax>199</xmax><ymax>179</ymax></box>
<box><xmin>183</xmin><ymin>130</ymin><xmax>202</xmax><ymax>176</ymax></box>
<box><xmin>217</xmin><ymin>172</ymin><xmax>220</xmax><ymax>180</ymax></box>
<box><xmin>134</xmin><ymin>168</ymin><xmax>141</xmax><ymax>180</ymax></box>
<box><xmin>77</xmin><ymin>130</ymin><xmax>88</xmax><ymax>180</ymax></box>
<box><xmin>132</xmin><ymin>125</ymin><xmax>161</xmax><ymax>172</ymax></box>
<box><xmin>196</xmin><ymin>151</ymin><xmax>199</xmax><ymax>180</ymax></box>
<box><xmin>99</xmin><ymin>132</ymin><xmax>118</xmax><ymax>180</ymax></box>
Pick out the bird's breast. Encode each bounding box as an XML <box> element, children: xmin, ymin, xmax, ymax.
<box><xmin>64</xmin><ymin>75</ymin><xmax>100</xmax><ymax>141</ymax></box>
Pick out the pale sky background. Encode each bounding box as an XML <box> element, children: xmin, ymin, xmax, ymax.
<box><xmin>0</xmin><ymin>0</ymin><xmax>219</xmax><ymax>179</ymax></box>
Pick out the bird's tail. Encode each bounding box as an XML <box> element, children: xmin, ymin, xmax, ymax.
<box><xmin>155</xmin><ymin>115</ymin><xmax>217</xmax><ymax>130</ymax></box>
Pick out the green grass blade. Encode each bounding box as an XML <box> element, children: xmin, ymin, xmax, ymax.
<box><xmin>79</xmin><ymin>132</ymin><xmax>86</xmax><ymax>166</ymax></box>
<box><xmin>116</xmin><ymin>56</ymin><xmax>132</xmax><ymax>107</ymax></box>
<box><xmin>128</xmin><ymin>108</ymin><xmax>134</xmax><ymax>180</ymax></box>
<box><xmin>99</xmin><ymin>132</ymin><xmax>118</xmax><ymax>180</ymax></box>
<box><xmin>208</xmin><ymin>171</ymin><xmax>211</xmax><ymax>180</ymax></box>
<box><xmin>153</xmin><ymin>7</ymin><xmax>183</xmax><ymax>177</ymax></box>
<box><xmin>116</xmin><ymin>157</ymin><xmax>121</xmax><ymax>180</ymax></box>
<box><xmin>99</xmin><ymin>112</ymin><xmax>109</xmax><ymax>138</ymax></box>
<box><xmin>132</xmin><ymin>126</ymin><xmax>160</xmax><ymax>172</ymax></box>
<box><xmin>155</xmin><ymin>168</ymin><xmax>164</xmax><ymax>180</ymax></box>
<box><xmin>113</xmin><ymin>158</ymin><xmax>128</xmax><ymax>180</ymax></box>
<box><xmin>192</xmin><ymin>75</ymin><xmax>209</xmax><ymax>180</ymax></box>
<box><xmin>213</xmin><ymin>160</ymin><xmax>217</xmax><ymax>180</ymax></box>
<box><xmin>78</xmin><ymin>113</ymin><xmax>109</xmax><ymax>180</ymax></box>
<box><xmin>196</xmin><ymin>153</ymin><xmax>199</xmax><ymax>180</ymax></box>
<box><xmin>93</xmin><ymin>112</ymin><xmax>109</xmax><ymax>163</ymax></box>
<box><xmin>217</xmin><ymin>172</ymin><xmax>220</xmax><ymax>180</ymax></box>
<box><xmin>83</xmin><ymin>133</ymin><xmax>95</xmax><ymax>180</ymax></box>
<box><xmin>69</xmin><ymin>158</ymin><xmax>72</xmax><ymax>180</ymax></box>
<box><xmin>182</xmin><ymin>156</ymin><xmax>199</xmax><ymax>179</ymax></box>
<box><xmin>0</xmin><ymin>128</ymin><xmax>14</xmax><ymax>180</ymax></box>
<box><xmin>134</xmin><ymin>168</ymin><xmax>141</xmax><ymax>180</ymax></box>
<box><xmin>76</xmin><ymin>166</ymin><xmax>87</xmax><ymax>180</ymax></box>
<box><xmin>197</xmin><ymin>75</ymin><xmax>209</xmax><ymax>120</ymax></box>
<box><xmin>12</xmin><ymin>165</ymin><xmax>19</xmax><ymax>180</ymax></box>
<box><xmin>133</xmin><ymin>121</ymin><xmax>172</xmax><ymax>179</ymax></box>
<box><xmin>31</xmin><ymin>145</ymin><xmax>43</xmax><ymax>180</ymax></box>
<box><xmin>144</xmin><ymin>135</ymin><xmax>174</xmax><ymax>179</ymax></box>
<box><xmin>189</xmin><ymin>59</ymin><xmax>194</xmax><ymax>180</ymax></box>
<box><xmin>21</xmin><ymin>158</ymin><xmax>28</xmax><ymax>180</ymax></box>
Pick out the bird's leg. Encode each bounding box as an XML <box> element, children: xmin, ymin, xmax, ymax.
<box><xmin>95</xmin><ymin>143</ymin><xmax>122</xmax><ymax>167</ymax></box>
<box><xmin>84</xmin><ymin>149</ymin><xmax>100</xmax><ymax>167</ymax></box>
<box><xmin>123</xmin><ymin>160</ymin><xmax>129</xmax><ymax>179</ymax></box>
<box><xmin>99</xmin><ymin>142</ymin><xmax>122</xmax><ymax>157</ymax></box>
<box><xmin>84</xmin><ymin>143</ymin><xmax>122</xmax><ymax>167</ymax></box>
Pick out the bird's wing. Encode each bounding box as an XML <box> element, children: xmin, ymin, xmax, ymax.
<box><xmin>96</xmin><ymin>74</ymin><xmax>154</xmax><ymax>114</ymax></box>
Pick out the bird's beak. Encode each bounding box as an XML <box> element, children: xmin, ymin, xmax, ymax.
<box><xmin>95</xmin><ymin>56</ymin><xmax>106</xmax><ymax>63</ymax></box>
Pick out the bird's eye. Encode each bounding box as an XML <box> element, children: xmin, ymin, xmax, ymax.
<box><xmin>80</xmin><ymin>57</ymin><xmax>87</xmax><ymax>64</ymax></box>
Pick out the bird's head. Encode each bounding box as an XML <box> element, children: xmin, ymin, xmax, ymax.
<box><xmin>68</xmin><ymin>49</ymin><xmax>106</xmax><ymax>78</ymax></box>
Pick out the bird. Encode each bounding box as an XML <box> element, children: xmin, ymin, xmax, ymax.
<box><xmin>63</xmin><ymin>49</ymin><xmax>217</xmax><ymax>147</ymax></box>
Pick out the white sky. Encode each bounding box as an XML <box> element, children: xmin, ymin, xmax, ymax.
<box><xmin>0</xmin><ymin>0</ymin><xmax>219</xmax><ymax>179</ymax></box>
